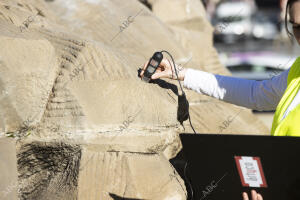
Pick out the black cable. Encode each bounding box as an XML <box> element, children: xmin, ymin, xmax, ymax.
<box><xmin>159</xmin><ymin>50</ymin><xmax>196</xmax><ymax>199</ymax></box>
<box><xmin>184</xmin><ymin>161</ymin><xmax>194</xmax><ymax>199</ymax></box>
<box><xmin>160</xmin><ymin>50</ymin><xmax>197</xmax><ymax>134</ymax></box>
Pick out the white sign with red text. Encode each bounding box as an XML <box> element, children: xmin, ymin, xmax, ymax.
<box><xmin>235</xmin><ymin>156</ymin><xmax>267</xmax><ymax>188</ymax></box>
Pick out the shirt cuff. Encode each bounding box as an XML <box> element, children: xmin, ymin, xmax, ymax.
<box><xmin>183</xmin><ymin>68</ymin><xmax>194</xmax><ymax>88</ymax></box>
<box><xmin>183</xmin><ymin>68</ymin><xmax>209</xmax><ymax>92</ymax></box>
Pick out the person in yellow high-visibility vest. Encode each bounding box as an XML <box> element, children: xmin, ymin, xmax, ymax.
<box><xmin>140</xmin><ymin>1</ymin><xmax>300</xmax><ymax>199</ymax></box>
<box><xmin>141</xmin><ymin>0</ymin><xmax>300</xmax><ymax>137</ymax></box>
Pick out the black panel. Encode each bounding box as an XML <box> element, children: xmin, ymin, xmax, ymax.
<box><xmin>179</xmin><ymin>134</ymin><xmax>300</xmax><ymax>200</ymax></box>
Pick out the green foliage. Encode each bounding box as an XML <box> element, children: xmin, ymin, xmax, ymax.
<box><xmin>5</xmin><ymin>118</ymin><xmax>34</xmax><ymax>139</ymax></box>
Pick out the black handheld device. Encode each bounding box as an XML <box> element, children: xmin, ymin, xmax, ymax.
<box><xmin>142</xmin><ymin>52</ymin><xmax>163</xmax><ymax>82</ymax></box>
<box><xmin>141</xmin><ymin>50</ymin><xmax>197</xmax><ymax>135</ymax></box>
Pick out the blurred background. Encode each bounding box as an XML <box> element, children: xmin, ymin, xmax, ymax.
<box><xmin>202</xmin><ymin>0</ymin><xmax>299</xmax><ymax>128</ymax></box>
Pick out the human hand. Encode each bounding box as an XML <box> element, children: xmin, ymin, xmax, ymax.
<box><xmin>140</xmin><ymin>58</ymin><xmax>187</xmax><ymax>81</ymax></box>
<box><xmin>243</xmin><ymin>190</ymin><xmax>263</xmax><ymax>200</ymax></box>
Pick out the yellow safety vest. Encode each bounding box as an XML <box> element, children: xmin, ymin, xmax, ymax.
<box><xmin>271</xmin><ymin>57</ymin><xmax>300</xmax><ymax>136</ymax></box>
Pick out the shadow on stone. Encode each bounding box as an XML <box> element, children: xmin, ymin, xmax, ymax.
<box><xmin>170</xmin><ymin>149</ymin><xmax>193</xmax><ymax>200</ymax></box>
<box><xmin>137</xmin><ymin>69</ymin><xmax>190</xmax><ymax>125</ymax></box>
<box><xmin>109</xmin><ymin>193</ymin><xmax>144</xmax><ymax>200</ymax></box>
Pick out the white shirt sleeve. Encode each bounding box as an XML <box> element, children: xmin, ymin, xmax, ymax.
<box><xmin>183</xmin><ymin>68</ymin><xmax>290</xmax><ymax>111</ymax></box>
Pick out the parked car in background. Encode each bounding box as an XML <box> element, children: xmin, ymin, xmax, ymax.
<box><xmin>252</xmin><ymin>12</ymin><xmax>279</xmax><ymax>40</ymax></box>
<box><xmin>213</xmin><ymin>1</ymin><xmax>255</xmax><ymax>43</ymax></box>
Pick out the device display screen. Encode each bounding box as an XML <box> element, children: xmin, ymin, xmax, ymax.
<box><xmin>147</xmin><ymin>65</ymin><xmax>156</xmax><ymax>73</ymax></box>
<box><xmin>150</xmin><ymin>59</ymin><xmax>158</xmax><ymax>66</ymax></box>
